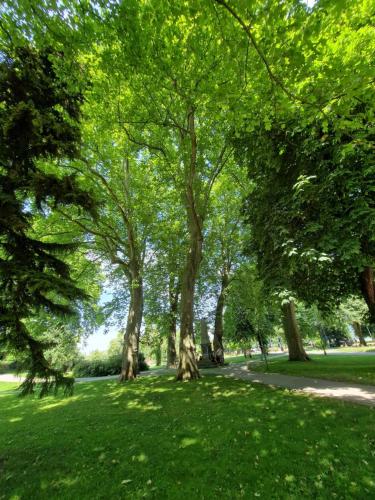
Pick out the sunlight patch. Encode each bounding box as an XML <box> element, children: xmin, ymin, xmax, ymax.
<box><xmin>179</xmin><ymin>437</ymin><xmax>198</xmax><ymax>448</ymax></box>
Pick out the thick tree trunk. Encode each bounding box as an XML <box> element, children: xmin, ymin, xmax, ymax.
<box><xmin>176</xmin><ymin>106</ymin><xmax>202</xmax><ymax>381</ymax></box>
<box><xmin>167</xmin><ymin>283</ymin><xmax>179</xmax><ymax>368</ymax></box>
<box><xmin>119</xmin><ymin>275</ymin><xmax>143</xmax><ymax>381</ymax></box>
<box><xmin>360</xmin><ymin>267</ymin><xmax>375</xmax><ymax>323</ymax></box>
<box><xmin>177</xmin><ymin>230</ymin><xmax>202</xmax><ymax>380</ymax></box>
<box><xmin>213</xmin><ymin>272</ymin><xmax>229</xmax><ymax>364</ymax></box>
<box><xmin>353</xmin><ymin>321</ymin><xmax>367</xmax><ymax>346</ymax></box>
<box><xmin>282</xmin><ymin>300</ymin><xmax>310</xmax><ymax>361</ymax></box>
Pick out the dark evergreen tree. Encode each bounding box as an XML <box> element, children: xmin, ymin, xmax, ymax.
<box><xmin>0</xmin><ymin>46</ymin><xmax>95</xmax><ymax>395</ymax></box>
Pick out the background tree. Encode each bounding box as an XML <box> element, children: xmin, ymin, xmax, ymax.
<box><xmin>198</xmin><ymin>169</ymin><xmax>246</xmax><ymax>362</ymax></box>
<box><xmin>224</xmin><ymin>264</ymin><xmax>278</xmax><ymax>356</ymax></box>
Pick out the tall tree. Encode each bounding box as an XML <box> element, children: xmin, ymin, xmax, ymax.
<box><xmin>0</xmin><ymin>46</ymin><xmax>95</xmax><ymax>394</ymax></box>
<box><xmin>199</xmin><ymin>170</ymin><xmax>246</xmax><ymax>362</ymax></box>
<box><xmin>144</xmin><ymin>189</ymin><xmax>187</xmax><ymax>368</ymax></box>
<box><xmin>79</xmin><ymin>0</ymin><xmax>246</xmax><ymax>380</ymax></box>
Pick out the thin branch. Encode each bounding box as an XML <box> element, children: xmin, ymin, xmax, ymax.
<box><xmin>117</xmin><ymin>104</ymin><xmax>167</xmax><ymax>157</ymax></box>
<box><xmin>204</xmin><ymin>145</ymin><xmax>234</xmax><ymax>211</ymax></box>
<box><xmin>213</xmin><ymin>0</ymin><xmax>309</xmax><ymax>104</ymax></box>
<box><xmin>57</xmin><ymin>209</ymin><xmax>121</xmax><ymax>248</ymax></box>
<box><xmin>0</xmin><ymin>18</ymin><xmax>13</xmax><ymax>45</ymax></box>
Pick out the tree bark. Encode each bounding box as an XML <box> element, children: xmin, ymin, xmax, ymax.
<box><xmin>213</xmin><ymin>272</ymin><xmax>229</xmax><ymax>364</ymax></box>
<box><xmin>281</xmin><ymin>300</ymin><xmax>310</xmax><ymax>361</ymax></box>
<box><xmin>353</xmin><ymin>321</ymin><xmax>367</xmax><ymax>346</ymax></box>
<box><xmin>120</xmin><ymin>274</ymin><xmax>143</xmax><ymax>381</ymax></box>
<box><xmin>177</xmin><ymin>226</ymin><xmax>202</xmax><ymax>379</ymax></box>
<box><xmin>167</xmin><ymin>280</ymin><xmax>179</xmax><ymax>368</ymax></box>
<box><xmin>360</xmin><ymin>267</ymin><xmax>375</xmax><ymax>323</ymax></box>
<box><xmin>177</xmin><ymin>106</ymin><xmax>202</xmax><ymax>381</ymax></box>
<box><xmin>155</xmin><ymin>342</ymin><xmax>162</xmax><ymax>366</ymax></box>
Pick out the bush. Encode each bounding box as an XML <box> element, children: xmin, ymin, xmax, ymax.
<box><xmin>138</xmin><ymin>352</ymin><xmax>149</xmax><ymax>372</ymax></box>
<box><xmin>73</xmin><ymin>353</ymin><xmax>149</xmax><ymax>377</ymax></box>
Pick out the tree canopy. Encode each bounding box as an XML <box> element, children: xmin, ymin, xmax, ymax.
<box><xmin>0</xmin><ymin>0</ymin><xmax>374</xmax><ymax>389</ymax></box>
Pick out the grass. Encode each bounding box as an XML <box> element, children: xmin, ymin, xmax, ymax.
<box><xmin>1</xmin><ymin>376</ymin><xmax>375</xmax><ymax>499</ymax></box>
<box><xmin>249</xmin><ymin>354</ymin><xmax>375</xmax><ymax>385</ymax></box>
<box><xmin>0</xmin><ymin>381</ymin><xmax>19</xmax><ymax>392</ymax></box>
<box><xmin>147</xmin><ymin>353</ymin><xmax>264</xmax><ymax>368</ymax></box>
<box><xmin>225</xmin><ymin>354</ymin><xmax>251</xmax><ymax>364</ymax></box>
<box><xmin>225</xmin><ymin>353</ymin><xmax>282</xmax><ymax>364</ymax></box>
<box><xmin>333</xmin><ymin>345</ymin><xmax>375</xmax><ymax>353</ymax></box>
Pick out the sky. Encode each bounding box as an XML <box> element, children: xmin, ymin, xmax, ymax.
<box><xmin>79</xmin><ymin>288</ymin><xmax>119</xmax><ymax>355</ymax></box>
<box><xmin>79</xmin><ymin>324</ymin><xmax>119</xmax><ymax>355</ymax></box>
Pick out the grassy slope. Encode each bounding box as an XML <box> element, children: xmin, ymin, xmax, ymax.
<box><xmin>1</xmin><ymin>376</ymin><xmax>375</xmax><ymax>499</ymax></box>
<box><xmin>250</xmin><ymin>355</ymin><xmax>375</xmax><ymax>385</ymax></box>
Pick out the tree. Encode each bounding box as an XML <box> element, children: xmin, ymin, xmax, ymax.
<box><xmin>234</xmin><ymin>0</ymin><xmax>375</xmax><ymax>330</ymax></box>
<box><xmin>79</xmin><ymin>0</ymin><xmax>246</xmax><ymax>380</ymax></box>
<box><xmin>340</xmin><ymin>297</ymin><xmax>370</xmax><ymax>347</ymax></box>
<box><xmin>0</xmin><ymin>46</ymin><xmax>95</xmax><ymax>394</ymax></box>
<box><xmin>198</xmin><ymin>169</ymin><xmax>246</xmax><ymax>362</ymax></box>
<box><xmin>224</xmin><ymin>264</ymin><xmax>277</xmax><ymax>356</ymax></box>
<box><xmin>60</xmin><ymin>145</ymin><xmax>159</xmax><ymax>380</ymax></box>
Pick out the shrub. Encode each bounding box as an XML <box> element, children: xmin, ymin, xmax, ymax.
<box><xmin>138</xmin><ymin>352</ymin><xmax>149</xmax><ymax>372</ymax></box>
<box><xmin>73</xmin><ymin>353</ymin><xmax>149</xmax><ymax>377</ymax></box>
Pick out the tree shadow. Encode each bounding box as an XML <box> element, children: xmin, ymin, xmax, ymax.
<box><xmin>0</xmin><ymin>375</ymin><xmax>374</xmax><ymax>499</ymax></box>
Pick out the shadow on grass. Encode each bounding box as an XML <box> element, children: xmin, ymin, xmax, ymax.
<box><xmin>1</xmin><ymin>375</ymin><xmax>375</xmax><ymax>499</ymax></box>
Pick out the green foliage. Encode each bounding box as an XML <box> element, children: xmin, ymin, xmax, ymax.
<box><xmin>73</xmin><ymin>355</ymin><xmax>122</xmax><ymax>377</ymax></box>
<box><xmin>0</xmin><ymin>45</ymin><xmax>95</xmax><ymax>395</ymax></box>
<box><xmin>224</xmin><ymin>264</ymin><xmax>278</xmax><ymax>349</ymax></box>
<box><xmin>1</xmin><ymin>0</ymin><xmax>374</xmax><ymax>389</ymax></box>
<box><xmin>238</xmin><ymin>105</ymin><xmax>375</xmax><ymax>312</ymax></box>
<box><xmin>74</xmin><ymin>352</ymin><xmax>149</xmax><ymax>377</ymax></box>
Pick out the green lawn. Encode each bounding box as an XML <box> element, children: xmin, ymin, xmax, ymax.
<box><xmin>333</xmin><ymin>346</ymin><xmax>375</xmax><ymax>353</ymax></box>
<box><xmin>226</xmin><ymin>353</ymin><xmax>278</xmax><ymax>364</ymax></box>
<box><xmin>1</xmin><ymin>376</ymin><xmax>375</xmax><ymax>499</ymax></box>
<box><xmin>0</xmin><ymin>381</ymin><xmax>19</xmax><ymax>392</ymax></box>
<box><xmin>249</xmin><ymin>355</ymin><xmax>375</xmax><ymax>385</ymax></box>
<box><xmin>225</xmin><ymin>354</ymin><xmax>252</xmax><ymax>364</ymax></box>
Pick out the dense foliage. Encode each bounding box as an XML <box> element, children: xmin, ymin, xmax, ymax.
<box><xmin>0</xmin><ymin>0</ymin><xmax>373</xmax><ymax>386</ymax></box>
<box><xmin>0</xmin><ymin>46</ymin><xmax>95</xmax><ymax>394</ymax></box>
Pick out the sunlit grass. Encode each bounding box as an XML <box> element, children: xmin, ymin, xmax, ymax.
<box><xmin>0</xmin><ymin>381</ymin><xmax>19</xmax><ymax>392</ymax></box>
<box><xmin>226</xmin><ymin>353</ymin><xmax>271</xmax><ymax>364</ymax></box>
<box><xmin>0</xmin><ymin>376</ymin><xmax>374</xmax><ymax>499</ymax></box>
<box><xmin>250</xmin><ymin>354</ymin><xmax>375</xmax><ymax>385</ymax></box>
<box><xmin>333</xmin><ymin>345</ymin><xmax>375</xmax><ymax>353</ymax></box>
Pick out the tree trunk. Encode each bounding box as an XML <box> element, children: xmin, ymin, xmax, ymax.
<box><xmin>177</xmin><ymin>228</ymin><xmax>202</xmax><ymax>380</ymax></box>
<box><xmin>360</xmin><ymin>267</ymin><xmax>375</xmax><ymax>323</ymax></box>
<box><xmin>155</xmin><ymin>342</ymin><xmax>162</xmax><ymax>366</ymax></box>
<box><xmin>167</xmin><ymin>282</ymin><xmax>179</xmax><ymax>368</ymax></box>
<box><xmin>281</xmin><ymin>300</ymin><xmax>310</xmax><ymax>361</ymax></box>
<box><xmin>213</xmin><ymin>272</ymin><xmax>229</xmax><ymax>364</ymax></box>
<box><xmin>177</xmin><ymin>106</ymin><xmax>202</xmax><ymax>381</ymax></box>
<box><xmin>120</xmin><ymin>275</ymin><xmax>143</xmax><ymax>381</ymax></box>
<box><xmin>353</xmin><ymin>321</ymin><xmax>367</xmax><ymax>346</ymax></box>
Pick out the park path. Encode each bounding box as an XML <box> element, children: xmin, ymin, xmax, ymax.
<box><xmin>205</xmin><ymin>363</ymin><xmax>375</xmax><ymax>406</ymax></box>
<box><xmin>2</xmin><ymin>358</ymin><xmax>375</xmax><ymax>406</ymax></box>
